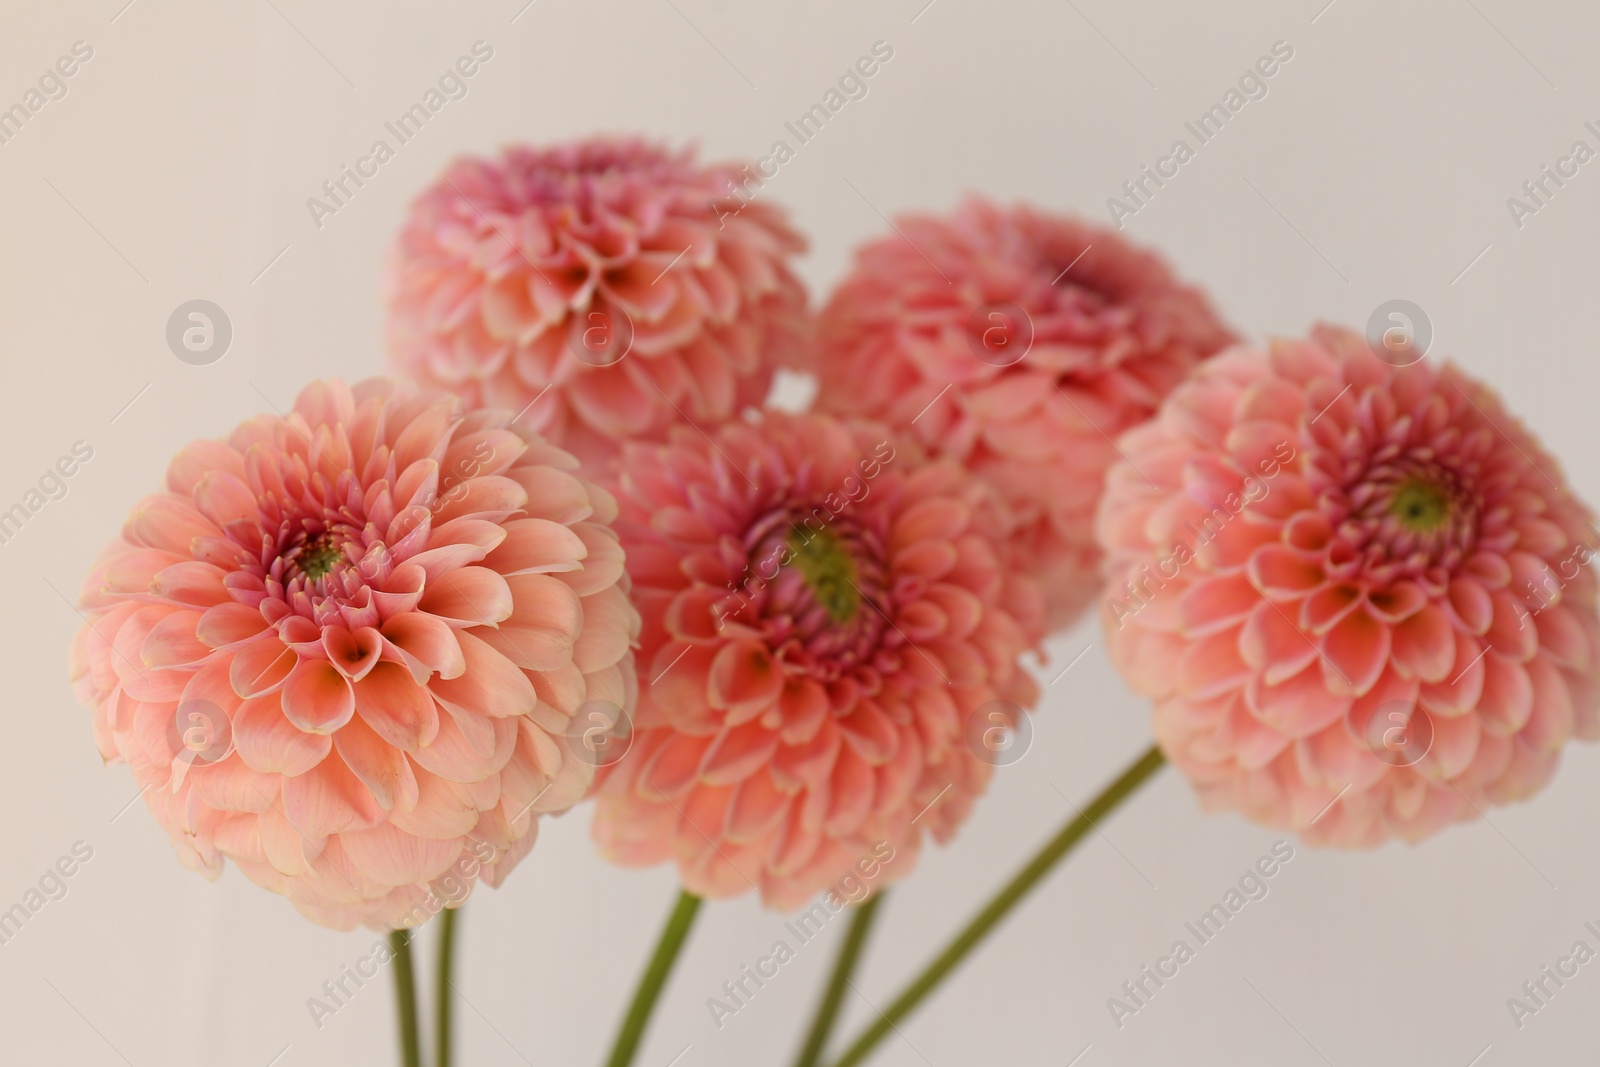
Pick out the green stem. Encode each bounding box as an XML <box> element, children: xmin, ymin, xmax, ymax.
<box><xmin>388</xmin><ymin>929</ymin><xmax>423</xmax><ymax>1067</ymax></box>
<box><xmin>825</xmin><ymin>744</ymin><xmax>1166</xmax><ymax>1067</ymax></box>
<box><xmin>436</xmin><ymin>906</ymin><xmax>460</xmax><ymax>1067</ymax></box>
<box><xmin>604</xmin><ymin>890</ymin><xmax>703</xmax><ymax>1067</ymax></box>
<box><xmin>791</xmin><ymin>892</ymin><xmax>886</xmax><ymax>1067</ymax></box>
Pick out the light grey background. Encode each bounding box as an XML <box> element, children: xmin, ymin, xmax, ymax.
<box><xmin>3</xmin><ymin>0</ymin><xmax>1598</xmax><ymax>1064</ymax></box>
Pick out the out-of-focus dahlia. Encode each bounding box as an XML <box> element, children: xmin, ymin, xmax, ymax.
<box><xmin>68</xmin><ymin>379</ymin><xmax>637</xmax><ymax>930</ymax></box>
<box><xmin>591</xmin><ymin>412</ymin><xmax>1042</xmax><ymax>909</ymax></box>
<box><xmin>1098</xmin><ymin>325</ymin><xmax>1600</xmax><ymax>845</ymax></box>
<box><xmin>385</xmin><ymin>136</ymin><xmax>809</xmax><ymax>469</ymax></box>
<box><xmin>814</xmin><ymin>196</ymin><xmax>1235</xmax><ymax>633</ymax></box>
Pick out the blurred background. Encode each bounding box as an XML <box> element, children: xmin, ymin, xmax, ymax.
<box><xmin>3</xmin><ymin>0</ymin><xmax>1598</xmax><ymax>1063</ymax></box>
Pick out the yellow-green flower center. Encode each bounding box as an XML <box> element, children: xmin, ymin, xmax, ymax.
<box><xmin>788</xmin><ymin>525</ymin><xmax>860</xmax><ymax>624</ymax></box>
<box><xmin>298</xmin><ymin>535</ymin><xmax>345</xmax><ymax>580</ymax></box>
<box><xmin>1390</xmin><ymin>478</ymin><xmax>1451</xmax><ymax>532</ymax></box>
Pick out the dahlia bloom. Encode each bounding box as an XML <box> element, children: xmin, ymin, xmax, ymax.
<box><xmin>68</xmin><ymin>379</ymin><xmax>637</xmax><ymax>930</ymax></box>
<box><xmin>386</xmin><ymin>136</ymin><xmax>809</xmax><ymax>469</ymax></box>
<box><xmin>1098</xmin><ymin>325</ymin><xmax>1600</xmax><ymax>845</ymax></box>
<box><xmin>814</xmin><ymin>196</ymin><xmax>1235</xmax><ymax>632</ymax></box>
<box><xmin>591</xmin><ymin>413</ymin><xmax>1042</xmax><ymax>909</ymax></box>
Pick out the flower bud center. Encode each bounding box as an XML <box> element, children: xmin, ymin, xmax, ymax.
<box><xmin>788</xmin><ymin>525</ymin><xmax>860</xmax><ymax>625</ymax></box>
<box><xmin>1390</xmin><ymin>478</ymin><xmax>1451</xmax><ymax>533</ymax></box>
<box><xmin>295</xmin><ymin>533</ymin><xmax>346</xmax><ymax>580</ymax></box>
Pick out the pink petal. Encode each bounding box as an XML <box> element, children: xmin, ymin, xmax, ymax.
<box><xmin>573</xmin><ymin>584</ymin><xmax>636</xmax><ymax>673</ymax></box>
<box><xmin>197</xmin><ymin>602</ymin><xmax>268</xmax><ymax>649</ymax></box>
<box><xmin>281</xmin><ymin>752</ymin><xmax>386</xmax><ymax>839</ymax></box>
<box><xmin>700</xmin><ymin>720</ymin><xmax>781</xmax><ymax>786</ymax></box>
<box><xmin>381</xmin><ymin>613</ymin><xmax>465</xmax><ymax>680</ymax></box>
<box><xmin>323</xmin><ymin>625</ymin><xmax>382</xmax><ymax>681</ymax></box>
<box><xmin>141</xmin><ymin>610</ymin><xmax>209</xmax><ymax>669</ymax></box>
<box><xmin>355</xmin><ymin>662</ymin><xmax>441</xmax><ymax>751</ymax></box>
<box><xmin>837</xmin><ymin>700</ymin><xmax>900</xmax><ymax>764</ymax></box>
<box><xmin>724</xmin><ymin>770</ymin><xmax>793</xmax><ymax>845</ymax></box>
<box><xmin>643</xmin><ymin>733</ymin><xmax>713</xmax><ymax>798</ymax></box>
<box><xmin>1176</xmin><ymin>573</ymin><xmax>1261</xmax><ymax>637</ymax></box>
<box><xmin>429</xmin><ymin>630</ymin><xmax>536</xmax><ymax>718</ymax></box>
<box><xmin>1320</xmin><ymin>609</ymin><xmax>1390</xmax><ymax>696</ymax></box>
<box><xmin>417</xmin><ymin>567</ymin><xmax>514</xmax><ymax>627</ymax></box>
<box><xmin>1447</xmin><ymin>578</ymin><xmax>1493</xmax><ymax>635</ymax></box>
<box><xmin>334</xmin><ymin>713</ymin><xmax>420</xmax><ymax>812</ymax></box>
<box><xmin>1239</xmin><ymin>600</ymin><xmax>1320</xmax><ymax>686</ymax></box>
<box><xmin>280</xmin><ymin>658</ymin><xmax>356</xmax><ymax>734</ymax></box>
<box><xmin>707</xmin><ymin>641</ymin><xmax>785</xmax><ymax>719</ymax></box>
<box><xmin>1390</xmin><ymin>603</ymin><xmax>1455</xmax><ymax>683</ymax></box>
<box><xmin>824</xmin><ymin>746</ymin><xmax>875</xmax><ymax>836</ymax></box>
<box><xmin>229</xmin><ymin>632</ymin><xmax>296</xmax><ymax>698</ymax></box>
<box><xmin>482</xmin><ymin>518</ymin><xmax>586</xmax><ymax>575</ymax></box>
<box><xmin>1521</xmin><ymin>655</ymin><xmax>1574</xmax><ymax>752</ymax></box>
<box><xmin>233</xmin><ymin>692</ymin><xmax>332</xmax><ymax>776</ymax></box>
<box><xmin>1248</xmin><ymin>545</ymin><xmax>1324</xmax><ymax>599</ymax></box>
<box><xmin>1477</xmin><ymin>654</ymin><xmax>1532</xmax><ymax>735</ymax></box>
<box><xmin>1300</xmin><ymin>583</ymin><xmax>1363</xmax><ymax>636</ymax></box>
<box><xmin>489</xmin><ymin>574</ymin><xmax>583</xmax><ymax>671</ymax></box>
<box><xmin>1178</xmin><ymin>628</ymin><xmax>1251</xmax><ymax>699</ymax></box>
<box><xmin>340</xmin><ymin>822</ymin><xmax>462</xmax><ymax>886</ymax></box>
<box><xmin>1246</xmin><ymin>662</ymin><xmax>1352</xmax><ymax>738</ymax></box>
<box><xmin>151</xmin><ymin>562</ymin><xmax>230</xmax><ymax>607</ymax></box>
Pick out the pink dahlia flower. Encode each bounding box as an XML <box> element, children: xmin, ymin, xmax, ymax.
<box><xmin>68</xmin><ymin>379</ymin><xmax>638</xmax><ymax>930</ymax></box>
<box><xmin>814</xmin><ymin>196</ymin><xmax>1236</xmax><ymax>633</ymax></box>
<box><xmin>1098</xmin><ymin>325</ymin><xmax>1600</xmax><ymax>845</ymax></box>
<box><xmin>590</xmin><ymin>413</ymin><xmax>1042</xmax><ymax>909</ymax></box>
<box><xmin>386</xmin><ymin>136</ymin><xmax>809</xmax><ymax>469</ymax></box>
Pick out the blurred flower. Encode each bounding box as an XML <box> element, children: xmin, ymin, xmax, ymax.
<box><xmin>813</xmin><ymin>197</ymin><xmax>1235</xmax><ymax>633</ymax></box>
<box><xmin>591</xmin><ymin>412</ymin><xmax>1042</xmax><ymax>909</ymax></box>
<box><xmin>69</xmin><ymin>379</ymin><xmax>637</xmax><ymax>929</ymax></box>
<box><xmin>386</xmin><ymin>136</ymin><xmax>809</xmax><ymax>469</ymax></box>
<box><xmin>1098</xmin><ymin>325</ymin><xmax>1600</xmax><ymax>845</ymax></box>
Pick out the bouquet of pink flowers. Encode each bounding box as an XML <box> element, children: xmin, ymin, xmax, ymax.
<box><xmin>68</xmin><ymin>136</ymin><xmax>1599</xmax><ymax>1067</ymax></box>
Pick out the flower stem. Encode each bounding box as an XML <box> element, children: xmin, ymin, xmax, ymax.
<box><xmin>436</xmin><ymin>906</ymin><xmax>460</xmax><ymax>1067</ymax></box>
<box><xmin>791</xmin><ymin>892</ymin><xmax>886</xmax><ymax>1067</ymax></box>
<box><xmin>604</xmin><ymin>890</ymin><xmax>703</xmax><ymax>1067</ymax></box>
<box><xmin>388</xmin><ymin>929</ymin><xmax>423</xmax><ymax>1067</ymax></box>
<box><xmin>825</xmin><ymin>744</ymin><xmax>1166</xmax><ymax>1067</ymax></box>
